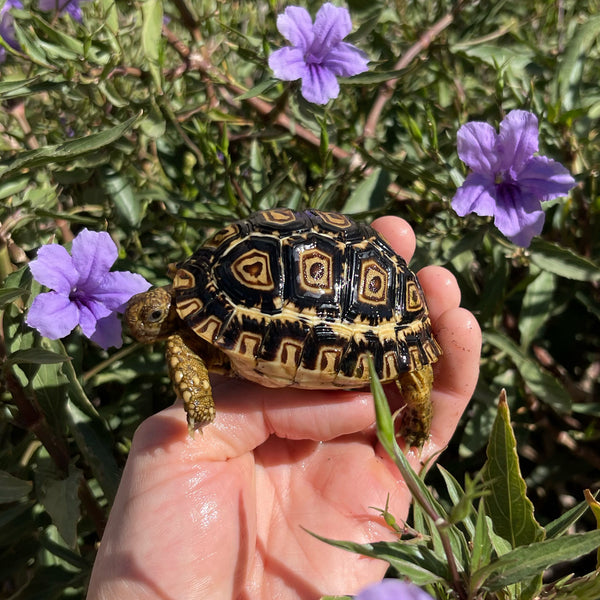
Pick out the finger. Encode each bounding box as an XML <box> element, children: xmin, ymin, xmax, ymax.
<box><xmin>426</xmin><ymin>306</ymin><xmax>481</xmax><ymax>457</ymax></box>
<box><xmin>371</xmin><ymin>216</ymin><xmax>416</xmax><ymax>262</ymax></box>
<box><xmin>417</xmin><ymin>265</ymin><xmax>462</xmax><ymax>321</ymax></box>
<box><xmin>130</xmin><ymin>382</ymin><xmax>378</xmax><ymax>463</ymax></box>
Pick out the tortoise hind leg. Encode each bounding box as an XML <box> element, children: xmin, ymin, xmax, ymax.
<box><xmin>396</xmin><ymin>364</ymin><xmax>434</xmax><ymax>448</ymax></box>
<box><xmin>166</xmin><ymin>334</ymin><xmax>216</xmax><ymax>434</ymax></box>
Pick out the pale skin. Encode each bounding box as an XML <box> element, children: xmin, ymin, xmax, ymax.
<box><xmin>87</xmin><ymin>216</ymin><xmax>482</xmax><ymax>600</ymax></box>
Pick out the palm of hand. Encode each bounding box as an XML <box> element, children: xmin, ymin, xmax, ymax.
<box><xmin>88</xmin><ymin>217</ymin><xmax>481</xmax><ymax>600</ymax></box>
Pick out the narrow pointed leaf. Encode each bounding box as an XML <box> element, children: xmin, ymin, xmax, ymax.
<box><xmin>0</xmin><ymin>114</ymin><xmax>142</xmax><ymax>180</ymax></box>
<box><xmin>7</xmin><ymin>348</ymin><xmax>71</xmax><ymax>366</ymax></box>
<box><xmin>304</xmin><ymin>530</ymin><xmax>447</xmax><ymax>585</ymax></box>
<box><xmin>529</xmin><ymin>239</ymin><xmax>600</xmax><ymax>282</ymax></box>
<box><xmin>519</xmin><ymin>270</ymin><xmax>556</xmax><ymax>349</ymax></box>
<box><xmin>484</xmin><ymin>332</ymin><xmax>571</xmax><ymax>412</ymax></box>
<box><xmin>546</xmin><ymin>493</ymin><xmax>596</xmax><ymax>539</ymax></box>
<box><xmin>474</xmin><ymin>530</ymin><xmax>600</xmax><ymax>591</ymax></box>
<box><xmin>482</xmin><ymin>392</ymin><xmax>545</xmax><ymax>548</ymax></box>
<box><xmin>585</xmin><ymin>489</ymin><xmax>600</xmax><ymax>567</ymax></box>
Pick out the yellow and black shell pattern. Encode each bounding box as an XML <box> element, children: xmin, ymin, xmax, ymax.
<box><xmin>171</xmin><ymin>208</ymin><xmax>442</xmax><ymax>389</ymax></box>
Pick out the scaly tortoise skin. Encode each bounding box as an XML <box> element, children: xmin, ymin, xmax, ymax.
<box><xmin>125</xmin><ymin>208</ymin><xmax>442</xmax><ymax>447</ymax></box>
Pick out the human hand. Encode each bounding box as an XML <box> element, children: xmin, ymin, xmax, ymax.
<box><xmin>87</xmin><ymin>216</ymin><xmax>481</xmax><ymax>600</ymax></box>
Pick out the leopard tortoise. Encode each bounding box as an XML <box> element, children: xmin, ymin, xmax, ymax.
<box><xmin>125</xmin><ymin>208</ymin><xmax>442</xmax><ymax>447</ymax></box>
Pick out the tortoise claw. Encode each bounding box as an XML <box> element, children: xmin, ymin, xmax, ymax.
<box><xmin>166</xmin><ymin>334</ymin><xmax>216</xmax><ymax>434</ymax></box>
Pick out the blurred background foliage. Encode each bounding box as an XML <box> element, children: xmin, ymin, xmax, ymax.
<box><xmin>0</xmin><ymin>0</ymin><xmax>599</xmax><ymax>597</ymax></box>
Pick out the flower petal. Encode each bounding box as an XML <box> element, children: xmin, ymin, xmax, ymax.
<box><xmin>356</xmin><ymin>579</ymin><xmax>435</xmax><ymax>600</ymax></box>
<box><xmin>451</xmin><ymin>173</ymin><xmax>497</xmax><ymax>217</ymax></box>
<box><xmin>321</xmin><ymin>41</ymin><xmax>369</xmax><ymax>77</ymax></box>
<box><xmin>518</xmin><ymin>155</ymin><xmax>576</xmax><ymax>201</ymax></box>
<box><xmin>26</xmin><ymin>292</ymin><xmax>79</xmax><ymax>339</ymax></box>
<box><xmin>71</xmin><ymin>229</ymin><xmax>118</xmax><ymax>290</ymax></box>
<box><xmin>38</xmin><ymin>0</ymin><xmax>82</xmax><ymax>18</ymax></box>
<box><xmin>77</xmin><ymin>298</ymin><xmax>112</xmax><ymax>338</ymax></box>
<box><xmin>37</xmin><ymin>0</ymin><xmax>57</xmax><ymax>9</ymax></box>
<box><xmin>93</xmin><ymin>271</ymin><xmax>152</xmax><ymax>312</ymax></box>
<box><xmin>276</xmin><ymin>6</ymin><xmax>314</xmax><ymax>51</ymax></box>
<box><xmin>268</xmin><ymin>47</ymin><xmax>309</xmax><ymax>81</ymax></box>
<box><xmin>300</xmin><ymin>64</ymin><xmax>340</xmax><ymax>104</ymax></box>
<box><xmin>457</xmin><ymin>121</ymin><xmax>498</xmax><ymax>174</ymax></box>
<box><xmin>309</xmin><ymin>3</ymin><xmax>352</xmax><ymax>60</ymax></box>
<box><xmin>89</xmin><ymin>313</ymin><xmax>124</xmax><ymax>350</ymax></box>
<box><xmin>497</xmin><ymin>110</ymin><xmax>539</xmax><ymax>172</ymax></box>
<box><xmin>0</xmin><ymin>0</ymin><xmax>22</xmax><ymax>51</ymax></box>
<box><xmin>29</xmin><ymin>244</ymin><xmax>78</xmax><ymax>294</ymax></box>
<box><xmin>493</xmin><ymin>185</ymin><xmax>545</xmax><ymax>247</ymax></box>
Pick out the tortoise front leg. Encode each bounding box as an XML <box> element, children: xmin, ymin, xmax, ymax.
<box><xmin>165</xmin><ymin>334</ymin><xmax>216</xmax><ymax>433</ymax></box>
<box><xmin>396</xmin><ymin>364</ymin><xmax>434</xmax><ymax>448</ymax></box>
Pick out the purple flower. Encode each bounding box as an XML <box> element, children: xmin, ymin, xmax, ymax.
<box><xmin>356</xmin><ymin>579</ymin><xmax>435</xmax><ymax>600</ymax></box>
<box><xmin>451</xmin><ymin>110</ymin><xmax>576</xmax><ymax>247</ymax></box>
<box><xmin>37</xmin><ymin>0</ymin><xmax>87</xmax><ymax>21</ymax></box>
<box><xmin>26</xmin><ymin>229</ymin><xmax>151</xmax><ymax>350</ymax></box>
<box><xmin>268</xmin><ymin>3</ymin><xmax>368</xmax><ymax>104</ymax></box>
<box><xmin>0</xmin><ymin>0</ymin><xmax>23</xmax><ymax>63</ymax></box>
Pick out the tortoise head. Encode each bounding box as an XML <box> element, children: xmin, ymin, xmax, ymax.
<box><xmin>124</xmin><ymin>286</ymin><xmax>179</xmax><ymax>343</ymax></box>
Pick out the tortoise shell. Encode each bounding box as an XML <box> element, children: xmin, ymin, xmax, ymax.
<box><xmin>170</xmin><ymin>208</ymin><xmax>441</xmax><ymax>390</ymax></box>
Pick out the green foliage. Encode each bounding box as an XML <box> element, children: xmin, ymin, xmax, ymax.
<box><xmin>315</xmin><ymin>374</ymin><xmax>600</xmax><ymax>600</ymax></box>
<box><xmin>1</xmin><ymin>0</ymin><xmax>599</xmax><ymax>598</ymax></box>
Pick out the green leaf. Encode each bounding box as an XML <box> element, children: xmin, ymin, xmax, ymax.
<box><xmin>0</xmin><ymin>286</ymin><xmax>28</xmax><ymax>307</ymax></box>
<box><xmin>0</xmin><ymin>175</ymin><xmax>29</xmax><ymax>198</ymax></box>
<box><xmin>529</xmin><ymin>239</ymin><xmax>600</xmax><ymax>282</ymax></box>
<box><xmin>555</xmin><ymin>15</ymin><xmax>600</xmax><ymax>111</ymax></box>
<box><xmin>30</xmin><ymin>14</ymin><xmax>85</xmax><ymax>55</ymax></box>
<box><xmin>341</xmin><ymin>168</ymin><xmax>390</xmax><ymax>214</ymax></box>
<box><xmin>541</xmin><ymin>571</ymin><xmax>600</xmax><ymax>600</ymax></box>
<box><xmin>0</xmin><ymin>471</ymin><xmax>33</xmax><ymax>502</ymax></box>
<box><xmin>518</xmin><ymin>269</ymin><xmax>556</xmax><ymax>349</ymax></box>
<box><xmin>234</xmin><ymin>79</ymin><xmax>279</xmax><ymax>100</ymax></box>
<box><xmin>64</xmin><ymin>402</ymin><xmax>120</xmax><ymax>505</ymax></box>
<box><xmin>139</xmin><ymin>99</ymin><xmax>166</xmax><ymax>139</ymax></box>
<box><xmin>473</xmin><ymin>530</ymin><xmax>600</xmax><ymax>591</ymax></box>
<box><xmin>482</xmin><ymin>392</ymin><xmax>545</xmax><ymax>549</ymax></box>
<box><xmin>37</xmin><ymin>465</ymin><xmax>82</xmax><ymax>548</ymax></box>
<box><xmin>584</xmin><ymin>489</ymin><xmax>600</xmax><ymax>567</ymax></box>
<box><xmin>141</xmin><ymin>0</ymin><xmax>164</xmax><ymax>91</ymax></box>
<box><xmin>100</xmin><ymin>167</ymin><xmax>141</xmax><ymax>226</ymax></box>
<box><xmin>484</xmin><ymin>331</ymin><xmax>571</xmax><ymax>412</ymax></box>
<box><xmin>471</xmin><ymin>501</ymin><xmax>494</xmax><ymax>573</ymax></box>
<box><xmin>546</xmin><ymin>494</ymin><xmax>595</xmax><ymax>539</ymax></box>
<box><xmin>99</xmin><ymin>0</ymin><xmax>119</xmax><ymax>33</ymax></box>
<box><xmin>0</xmin><ymin>113</ymin><xmax>142</xmax><ymax>180</ymax></box>
<box><xmin>305</xmin><ymin>531</ymin><xmax>447</xmax><ymax>586</ymax></box>
<box><xmin>369</xmin><ymin>357</ymin><xmax>396</xmax><ymax>456</ymax></box>
<box><xmin>341</xmin><ymin>68</ymin><xmax>414</xmax><ymax>85</ymax></box>
<box><xmin>437</xmin><ymin>466</ymin><xmax>476</xmax><ymax>535</ymax></box>
<box><xmin>7</xmin><ymin>348</ymin><xmax>71</xmax><ymax>366</ymax></box>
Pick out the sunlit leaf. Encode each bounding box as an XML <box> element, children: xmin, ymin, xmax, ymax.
<box><xmin>474</xmin><ymin>530</ymin><xmax>600</xmax><ymax>591</ymax></box>
<box><xmin>0</xmin><ymin>114</ymin><xmax>142</xmax><ymax>180</ymax></box>
<box><xmin>529</xmin><ymin>240</ymin><xmax>600</xmax><ymax>282</ymax></box>
<box><xmin>482</xmin><ymin>392</ymin><xmax>545</xmax><ymax>543</ymax></box>
<box><xmin>555</xmin><ymin>15</ymin><xmax>600</xmax><ymax>111</ymax></box>
<box><xmin>484</xmin><ymin>332</ymin><xmax>571</xmax><ymax>412</ymax></box>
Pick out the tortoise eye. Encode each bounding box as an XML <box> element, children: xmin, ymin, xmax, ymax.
<box><xmin>148</xmin><ymin>309</ymin><xmax>164</xmax><ymax>323</ymax></box>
